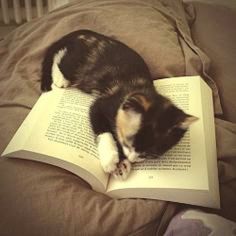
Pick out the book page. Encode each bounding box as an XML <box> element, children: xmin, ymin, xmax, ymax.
<box><xmin>1</xmin><ymin>95</ymin><xmax>43</xmax><ymax>155</ymax></box>
<box><xmin>107</xmin><ymin>76</ymin><xmax>211</xmax><ymax>193</ymax></box>
<box><xmin>3</xmin><ymin>88</ymin><xmax>108</xmax><ymax>192</ymax></box>
<box><xmin>199</xmin><ymin>79</ymin><xmax>220</xmax><ymax>207</ymax></box>
<box><xmin>44</xmin><ymin>89</ymin><xmax>98</xmax><ymax>159</ymax></box>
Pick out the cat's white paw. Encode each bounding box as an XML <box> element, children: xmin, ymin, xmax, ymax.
<box><xmin>101</xmin><ymin>151</ymin><xmax>119</xmax><ymax>173</ymax></box>
<box><xmin>128</xmin><ymin>154</ymin><xmax>145</xmax><ymax>163</ymax></box>
<box><xmin>97</xmin><ymin>133</ymin><xmax>119</xmax><ymax>173</ymax></box>
<box><xmin>123</xmin><ymin>146</ymin><xmax>145</xmax><ymax>163</ymax></box>
<box><xmin>113</xmin><ymin>159</ymin><xmax>131</xmax><ymax>180</ymax></box>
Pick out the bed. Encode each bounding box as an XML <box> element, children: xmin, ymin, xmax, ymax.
<box><xmin>0</xmin><ymin>0</ymin><xmax>236</xmax><ymax>235</ymax></box>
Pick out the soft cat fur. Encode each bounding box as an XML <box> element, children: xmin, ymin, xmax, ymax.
<box><xmin>41</xmin><ymin>29</ymin><xmax>197</xmax><ymax>180</ymax></box>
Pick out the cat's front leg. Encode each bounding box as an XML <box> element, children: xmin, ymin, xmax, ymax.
<box><xmin>97</xmin><ymin>132</ymin><xmax>119</xmax><ymax>173</ymax></box>
<box><xmin>97</xmin><ymin>133</ymin><xmax>132</xmax><ymax>180</ymax></box>
<box><xmin>97</xmin><ymin>132</ymin><xmax>132</xmax><ymax>179</ymax></box>
<box><xmin>90</xmin><ymin>100</ymin><xmax>120</xmax><ymax>174</ymax></box>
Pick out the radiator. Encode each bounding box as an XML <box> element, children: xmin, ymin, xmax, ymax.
<box><xmin>0</xmin><ymin>0</ymin><xmax>56</xmax><ymax>24</ymax></box>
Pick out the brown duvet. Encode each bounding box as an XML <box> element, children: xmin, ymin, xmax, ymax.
<box><xmin>0</xmin><ymin>0</ymin><xmax>235</xmax><ymax>235</ymax></box>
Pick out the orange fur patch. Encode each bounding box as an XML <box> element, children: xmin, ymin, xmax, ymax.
<box><xmin>132</xmin><ymin>94</ymin><xmax>151</xmax><ymax>111</ymax></box>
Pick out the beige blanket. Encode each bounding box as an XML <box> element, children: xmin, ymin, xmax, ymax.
<box><xmin>0</xmin><ymin>0</ymin><xmax>235</xmax><ymax>235</ymax></box>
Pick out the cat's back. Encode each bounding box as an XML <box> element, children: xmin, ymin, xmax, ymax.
<box><xmin>64</xmin><ymin>30</ymin><xmax>150</xmax><ymax>82</ymax></box>
<box><xmin>42</xmin><ymin>30</ymin><xmax>151</xmax><ymax>91</ymax></box>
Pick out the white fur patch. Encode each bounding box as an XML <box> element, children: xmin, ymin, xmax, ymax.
<box><xmin>125</xmin><ymin>110</ymin><xmax>142</xmax><ymax>137</ymax></box>
<box><xmin>116</xmin><ymin>109</ymin><xmax>142</xmax><ymax>145</ymax></box>
<box><xmin>97</xmin><ymin>132</ymin><xmax>119</xmax><ymax>173</ymax></box>
<box><xmin>52</xmin><ymin>48</ymin><xmax>70</xmax><ymax>89</ymax></box>
<box><xmin>113</xmin><ymin>159</ymin><xmax>131</xmax><ymax>180</ymax></box>
<box><xmin>128</xmin><ymin>154</ymin><xmax>145</xmax><ymax>163</ymax></box>
<box><xmin>125</xmin><ymin>147</ymin><xmax>145</xmax><ymax>163</ymax></box>
<box><xmin>123</xmin><ymin>146</ymin><xmax>130</xmax><ymax>158</ymax></box>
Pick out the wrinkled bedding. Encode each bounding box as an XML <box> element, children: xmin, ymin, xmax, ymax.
<box><xmin>0</xmin><ymin>0</ymin><xmax>236</xmax><ymax>235</ymax></box>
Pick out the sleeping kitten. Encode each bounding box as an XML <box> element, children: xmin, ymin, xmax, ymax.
<box><xmin>41</xmin><ymin>29</ymin><xmax>197</xmax><ymax>180</ymax></box>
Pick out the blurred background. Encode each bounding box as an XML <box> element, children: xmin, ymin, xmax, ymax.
<box><xmin>0</xmin><ymin>0</ymin><xmax>73</xmax><ymax>39</ymax></box>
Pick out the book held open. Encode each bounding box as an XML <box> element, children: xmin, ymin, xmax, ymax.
<box><xmin>1</xmin><ymin>76</ymin><xmax>220</xmax><ymax>208</ymax></box>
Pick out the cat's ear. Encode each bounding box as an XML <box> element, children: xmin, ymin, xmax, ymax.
<box><xmin>177</xmin><ymin>115</ymin><xmax>198</xmax><ymax>130</ymax></box>
<box><xmin>122</xmin><ymin>93</ymin><xmax>151</xmax><ymax>113</ymax></box>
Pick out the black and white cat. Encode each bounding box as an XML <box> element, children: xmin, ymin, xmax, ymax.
<box><xmin>41</xmin><ymin>30</ymin><xmax>197</xmax><ymax>180</ymax></box>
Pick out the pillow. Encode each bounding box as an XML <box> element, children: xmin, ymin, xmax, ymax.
<box><xmin>0</xmin><ymin>0</ymin><xmax>221</xmax><ymax>115</ymax></box>
<box><xmin>185</xmin><ymin>0</ymin><xmax>236</xmax><ymax>122</ymax></box>
<box><xmin>184</xmin><ymin>0</ymin><xmax>236</xmax><ymax>224</ymax></box>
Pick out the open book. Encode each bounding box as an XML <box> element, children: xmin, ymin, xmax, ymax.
<box><xmin>1</xmin><ymin>76</ymin><xmax>220</xmax><ymax>208</ymax></box>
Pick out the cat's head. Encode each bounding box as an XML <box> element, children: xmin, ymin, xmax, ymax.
<box><xmin>116</xmin><ymin>92</ymin><xmax>198</xmax><ymax>162</ymax></box>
